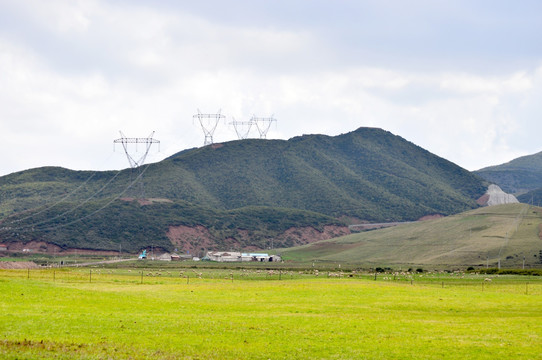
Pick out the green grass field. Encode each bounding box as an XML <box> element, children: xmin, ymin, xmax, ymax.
<box><xmin>1</xmin><ymin>268</ymin><xmax>541</xmax><ymax>359</ymax></box>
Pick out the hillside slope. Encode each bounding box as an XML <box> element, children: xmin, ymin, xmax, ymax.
<box><xmin>475</xmin><ymin>151</ymin><xmax>542</xmax><ymax>195</ymax></box>
<box><xmin>0</xmin><ymin>198</ymin><xmax>347</xmax><ymax>255</ymax></box>
<box><xmin>0</xmin><ymin>127</ymin><xmax>490</xmax><ymax>253</ymax></box>
<box><xmin>156</xmin><ymin>128</ymin><xmax>487</xmax><ymax>221</ymax></box>
<box><xmin>1</xmin><ymin>127</ymin><xmax>488</xmax><ymax>223</ymax></box>
<box><xmin>280</xmin><ymin>204</ymin><xmax>542</xmax><ymax>268</ymax></box>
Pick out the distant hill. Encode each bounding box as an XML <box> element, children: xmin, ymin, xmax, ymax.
<box><xmin>475</xmin><ymin>151</ymin><xmax>542</xmax><ymax>195</ymax></box>
<box><xmin>0</xmin><ymin>127</ymin><xmax>489</xmax><ymax>252</ymax></box>
<box><xmin>280</xmin><ymin>203</ymin><xmax>542</xmax><ymax>268</ymax></box>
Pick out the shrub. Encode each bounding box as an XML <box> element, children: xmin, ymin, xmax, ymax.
<box><xmin>478</xmin><ymin>268</ymin><xmax>542</xmax><ymax>276</ymax></box>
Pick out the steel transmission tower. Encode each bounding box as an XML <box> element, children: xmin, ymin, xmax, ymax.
<box><xmin>229</xmin><ymin>118</ymin><xmax>253</xmax><ymax>140</ymax></box>
<box><xmin>193</xmin><ymin>109</ymin><xmax>225</xmax><ymax>145</ymax></box>
<box><xmin>251</xmin><ymin>115</ymin><xmax>277</xmax><ymax>139</ymax></box>
<box><xmin>113</xmin><ymin>131</ymin><xmax>160</xmax><ymax>199</ymax></box>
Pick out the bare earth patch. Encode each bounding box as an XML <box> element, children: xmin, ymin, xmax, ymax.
<box><xmin>3</xmin><ymin>241</ymin><xmax>119</xmax><ymax>256</ymax></box>
<box><xmin>166</xmin><ymin>224</ymin><xmax>351</xmax><ymax>252</ymax></box>
<box><xmin>275</xmin><ymin>226</ymin><xmax>351</xmax><ymax>247</ymax></box>
<box><xmin>0</xmin><ymin>261</ymin><xmax>40</xmax><ymax>269</ymax></box>
<box><xmin>418</xmin><ymin>214</ymin><xmax>444</xmax><ymax>221</ymax></box>
<box><xmin>167</xmin><ymin>225</ymin><xmax>216</xmax><ymax>254</ymax></box>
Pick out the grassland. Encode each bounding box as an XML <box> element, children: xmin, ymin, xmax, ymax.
<box><xmin>281</xmin><ymin>203</ymin><xmax>542</xmax><ymax>268</ymax></box>
<box><xmin>0</xmin><ymin>267</ymin><xmax>541</xmax><ymax>359</ymax></box>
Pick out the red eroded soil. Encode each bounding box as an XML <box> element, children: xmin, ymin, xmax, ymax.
<box><xmin>3</xmin><ymin>225</ymin><xmax>350</xmax><ymax>257</ymax></box>
<box><xmin>476</xmin><ymin>194</ymin><xmax>490</xmax><ymax>206</ymax></box>
<box><xmin>417</xmin><ymin>214</ymin><xmax>445</xmax><ymax>221</ymax></box>
<box><xmin>166</xmin><ymin>225</ymin><xmax>217</xmax><ymax>255</ymax></box>
<box><xmin>166</xmin><ymin>224</ymin><xmax>351</xmax><ymax>253</ymax></box>
<box><xmin>275</xmin><ymin>225</ymin><xmax>351</xmax><ymax>247</ymax></box>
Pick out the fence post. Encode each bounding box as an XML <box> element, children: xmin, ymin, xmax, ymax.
<box><xmin>89</xmin><ymin>269</ymin><xmax>92</xmax><ymax>283</ymax></box>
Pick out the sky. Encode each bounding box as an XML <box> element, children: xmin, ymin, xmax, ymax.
<box><xmin>1</xmin><ymin>0</ymin><xmax>542</xmax><ymax>177</ymax></box>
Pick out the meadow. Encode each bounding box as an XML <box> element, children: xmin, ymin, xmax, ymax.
<box><xmin>0</xmin><ymin>267</ymin><xmax>541</xmax><ymax>359</ymax></box>
<box><xmin>281</xmin><ymin>204</ymin><xmax>542</xmax><ymax>268</ymax></box>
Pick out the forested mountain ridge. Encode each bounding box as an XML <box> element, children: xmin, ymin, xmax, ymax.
<box><xmin>1</xmin><ymin>127</ymin><xmax>487</xmax><ymax>222</ymax></box>
<box><xmin>0</xmin><ymin>127</ymin><xmax>489</xmax><ymax>252</ymax></box>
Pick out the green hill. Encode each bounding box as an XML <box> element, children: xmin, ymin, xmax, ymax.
<box><xmin>1</xmin><ymin>127</ymin><xmax>487</xmax><ymax>222</ymax></box>
<box><xmin>0</xmin><ymin>127</ymin><xmax>489</xmax><ymax>253</ymax></box>
<box><xmin>475</xmin><ymin>151</ymin><xmax>542</xmax><ymax>195</ymax></box>
<box><xmin>280</xmin><ymin>203</ymin><xmax>542</xmax><ymax>268</ymax></box>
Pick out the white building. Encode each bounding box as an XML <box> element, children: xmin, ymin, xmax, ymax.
<box><xmin>206</xmin><ymin>251</ymin><xmax>242</xmax><ymax>262</ymax></box>
<box><xmin>206</xmin><ymin>251</ymin><xmax>281</xmax><ymax>262</ymax></box>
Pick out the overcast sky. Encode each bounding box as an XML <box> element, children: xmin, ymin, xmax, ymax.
<box><xmin>1</xmin><ymin>0</ymin><xmax>541</xmax><ymax>176</ymax></box>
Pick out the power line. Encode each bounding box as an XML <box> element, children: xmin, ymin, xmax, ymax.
<box><xmin>36</xmin><ymin>164</ymin><xmax>152</xmax><ymax>232</ymax></box>
<box><xmin>1</xmin><ymin>164</ymin><xmax>151</xmax><ymax>234</ymax></box>
<box><xmin>1</xmin><ymin>132</ymin><xmax>160</xmax><ymax>233</ymax></box>
<box><xmin>1</xmin><ymin>172</ymin><xmax>98</xmax><ymax>226</ymax></box>
<box><xmin>2</xmin><ymin>170</ymin><xmax>123</xmax><ymax>232</ymax></box>
<box><xmin>0</xmin><ymin>152</ymin><xmax>118</xmax><ymax>226</ymax></box>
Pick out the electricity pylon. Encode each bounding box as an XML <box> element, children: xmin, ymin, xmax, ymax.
<box><xmin>113</xmin><ymin>131</ymin><xmax>160</xmax><ymax>199</ymax></box>
<box><xmin>193</xmin><ymin>109</ymin><xmax>225</xmax><ymax>145</ymax></box>
<box><xmin>251</xmin><ymin>115</ymin><xmax>277</xmax><ymax>139</ymax></box>
<box><xmin>229</xmin><ymin>118</ymin><xmax>253</xmax><ymax>140</ymax></box>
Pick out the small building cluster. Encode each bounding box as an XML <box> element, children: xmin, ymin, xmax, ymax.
<box><xmin>136</xmin><ymin>249</ymin><xmax>281</xmax><ymax>263</ymax></box>
<box><xmin>204</xmin><ymin>251</ymin><xmax>281</xmax><ymax>262</ymax></box>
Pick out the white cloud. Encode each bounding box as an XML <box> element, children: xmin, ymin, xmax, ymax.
<box><xmin>9</xmin><ymin>0</ymin><xmax>95</xmax><ymax>35</ymax></box>
<box><xmin>440</xmin><ymin>71</ymin><xmax>534</xmax><ymax>95</ymax></box>
<box><xmin>0</xmin><ymin>0</ymin><xmax>542</xmax><ymax>177</ymax></box>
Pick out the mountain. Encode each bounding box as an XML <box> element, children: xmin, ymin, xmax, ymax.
<box><xmin>475</xmin><ymin>151</ymin><xmax>542</xmax><ymax>195</ymax></box>
<box><xmin>155</xmin><ymin>128</ymin><xmax>487</xmax><ymax>221</ymax></box>
<box><xmin>475</xmin><ymin>151</ymin><xmax>542</xmax><ymax>205</ymax></box>
<box><xmin>280</xmin><ymin>203</ymin><xmax>542</xmax><ymax>268</ymax></box>
<box><xmin>0</xmin><ymin>127</ymin><xmax>489</xmax><ymax>253</ymax></box>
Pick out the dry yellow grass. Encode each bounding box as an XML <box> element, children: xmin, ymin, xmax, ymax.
<box><xmin>282</xmin><ymin>204</ymin><xmax>542</xmax><ymax>268</ymax></box>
